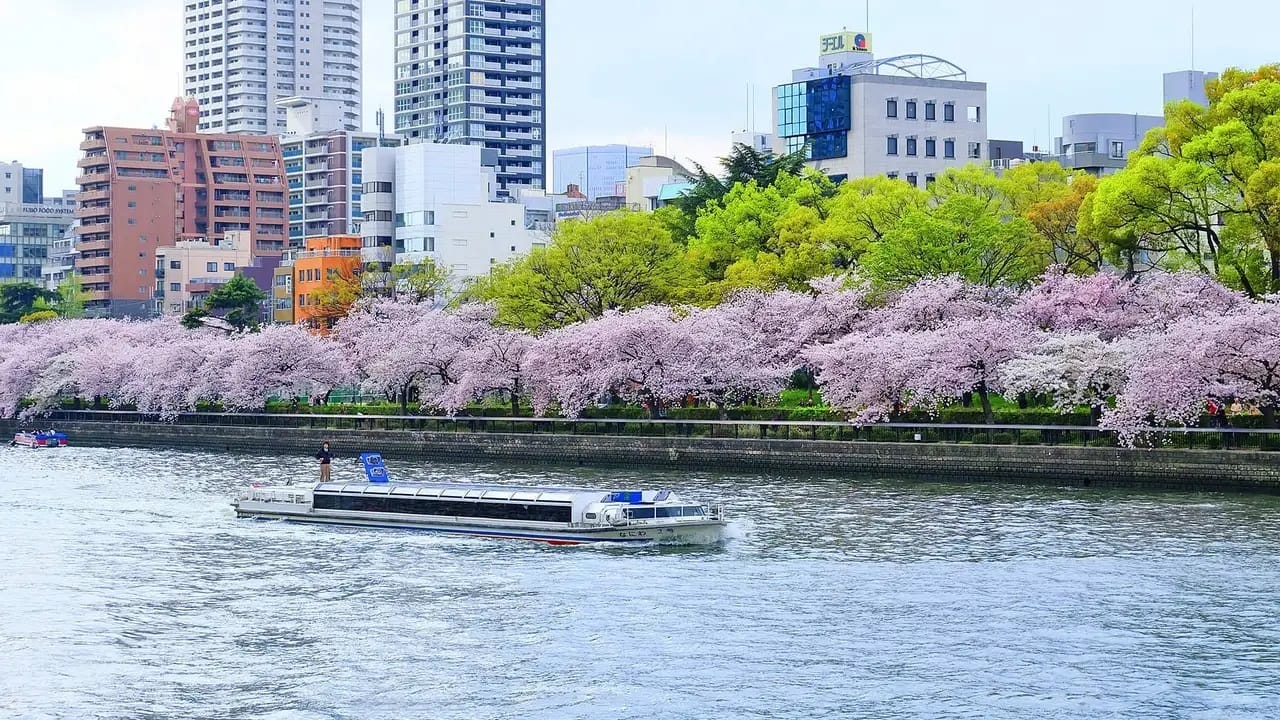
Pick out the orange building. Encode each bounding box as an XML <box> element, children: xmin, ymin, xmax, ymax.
<box><xmin>292</xmin><ymin>234</ymin><xmax>362</xmax><ymax>332</ymax></box>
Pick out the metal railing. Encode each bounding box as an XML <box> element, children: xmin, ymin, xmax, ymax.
<box><xmin>35</xmin><ymin>410</ymin><xmax>1280</xmax><ymax>452</ymax></box>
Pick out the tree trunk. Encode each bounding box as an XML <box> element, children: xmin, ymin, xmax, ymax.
<box><xmin>510</xmin><ymin>389</ymin><xmax>520</xmax><ymax>417</ymax></box>
<box><xmin>1271</xmin><ymin>247</ymin><xmax>1280</xmax><ymax>293</ymax></box>
<box><xmin>977</xmin><ymin>381</ymin><xmax>994</xmax><ymax>425</ymax></box>
<box><xmin>1264</xmin><ymin>404</ymin><xmax>1277</xmax><ymax>429</ymax></box>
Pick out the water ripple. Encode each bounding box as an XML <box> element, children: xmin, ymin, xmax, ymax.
<box><xmin>1</xmin><ymin>446</ymin><xmax>1279</xmax><ymax>719</ymax></box>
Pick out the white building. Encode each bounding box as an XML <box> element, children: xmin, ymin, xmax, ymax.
<box><xmin>183</xmin><ymin>0</ymin><xmax>361</xmax><ymax>134</ymax></box>
<box><xmin>359</xmin><ymin>142</ymin><xmax>548</xmax><ymax>283</ymax></box>
<box><xmin>730</xmin><ymin>131</ymin><xmax>777</xmax><ymax>155</ymax></box>
<box><xmin>623</xmin><ymin>155</ymin><xmax>694</xmax><ymax>212</ymax></box>
<box><xmin>1164</xmin><ymin>69</ymin><xmax>1218</xmax><ymax>107</ymax></box>
<box><xmin>552</xmin><ymin>145</ymin><xmax>653</xmax><ymax>200</ymax></box>
<box><xmin>1054</xmin><ymin>114</ymin><xmax>1164</xmax><ymax>177</ymax></box>
<box><xmin>0</xmin><ymin>199</ymin><xmax>76</xmax><ymax>283</ymax></box>
<box><xmin>772</xmin><ymin>31</ymin><xmax>987</xmax><ymax>186</ymax></box>
<box><xmin>0</xmin><ymin>161</ymin><xmax>43</xmax><ymax>204</ymax></box>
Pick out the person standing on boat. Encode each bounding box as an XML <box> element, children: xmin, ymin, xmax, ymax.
<box><xmin>315</xmin><ymin>441</ymin><xmax>334</xmax><ymax>482</ymax></box>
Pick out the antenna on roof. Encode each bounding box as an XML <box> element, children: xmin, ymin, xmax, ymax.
<box><xmin>865</xmin><ymin>0</ymin><xmax>870</xmax><ymax>32</ymax></box>
<box><xmin>1190</xmin><ymin>3</ymin><xmax>1196</xmax><ymax>71</ymax></box>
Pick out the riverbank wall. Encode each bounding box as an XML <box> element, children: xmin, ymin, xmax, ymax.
<box><xmin>14</xmin><ymin>417</ymin><xmax>1280</xmax><ymax>494</ymax></box>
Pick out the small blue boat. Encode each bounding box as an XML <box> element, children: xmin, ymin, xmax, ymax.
<box><xmin>13</xmin><ymin>431</ymin><xmax>69</xmax><ymax>448</ymax></box>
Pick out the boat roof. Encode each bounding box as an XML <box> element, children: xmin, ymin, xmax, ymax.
<box><xmin>314</xmin><ymin>481</ymin><xmax>604</xmax><ymax>504</ymax></box>
<box><xmin>312</xmin><ymin>482</ymin><xmax>679</xmax><ymax>506</ymax></box>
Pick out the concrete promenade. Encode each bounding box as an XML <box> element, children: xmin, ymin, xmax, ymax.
<box><xmin>18</xmin><ymin>413</ymin><xmax>1280</xmax><ymax>494</ymax></box>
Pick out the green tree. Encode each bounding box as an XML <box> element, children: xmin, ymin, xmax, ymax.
<box><xmin>391</xmin><ymin>259</ymin><xmax>454</xmax><ymax>304</ymax></box>
<box><xmin>55</xmin><ymin>273</ymin><xmax>86</xmax><ymax>319</ymax></box>
<box><xmin>463</xmin><ymin>211</ymin><xmax>693</xmax><ymax>330</ymax></box>
<box><xmin>19</xmin><ymin>309</ymin><xmax>59</xmax><ymax>324</ymax></box>
<box><xmin>181</xmin><ymin>274</ymin><xmax>267</xmax><ymax>331</ymax></box>
<box><xmin>666</xmin><ymin>142</ymin><xmax>808</xmax><ymax>241</ymax></box>
<box><xmin>859</xmin><ymin>193</ymin><xmax>1046</xmax><ymax>287</ymax></box>
<box><xmin>0</xmin><ymin>281</ymin><xmax>58</xmax><ymax>324</ymax></box>
<box><xmin>1025</xmin><ymin>173</ymin><xmax>1102</xmax><ymax>274</ymax></box>
<box><xmin>1091</xmin><ymin>65</ymin><xmax>1280</xmax><ymax>295</ymax></box>
<box><xmin>810</xmin><ymin>175</ymin><xmax>928</xmax><ymax>269</ymax></box>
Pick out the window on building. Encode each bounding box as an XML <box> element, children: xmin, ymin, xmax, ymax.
<box><xmin>127</xmin><ymin>201</ymin><xmax>136</xmax><ymax>208</ymax></box>
<box><xmin>944</xmin><ymin>103</ymin><xmax>955</xmax><ymax>122</ymax></box>
<box><xmin>925</xmin><ymin>101</ymin><xmax>936</xmax><ymax>121</ymax></box>
<box><xmin>926</xmin><ymin>174</ymin><xmax>936</xmax><ymax>186</ymax></box>
<box><xmin>224</xmin><ymin>262</ymin><xmax>235</xmax><ymax>271</ymax></box>
<box><xmin>906</xmin><ymin>173</ymin><xmax>918</xmax><ymax>188</ymax></box>
<box><xmin>967</xmin><ymin>106</ymin><xmax>982</xmax><ymax>123</ymax></box>
<box><xmin>886</xmin><ymin>99</ymin><xmax>897</xmax><ymax>118</ymax></box>
<box><xmin>925</xmin><ymin>138</ymin><xmax>936</xmax><ymax>158</ymax></box>
<box><xmin>906</xmin><ymin>137</ymin><xmax>917</xmax><ymax>156</ymax></box>
<box><xmin>169</xmin><ymin>282</ymin><xmax>180</xmax><ymax>291</ymax></box>
<box><xmin>886</xmin><ymin>135</ymin><xmax>898</xmax><ymax>156</ymax></box>
<box><xmin>944</xmin><ymin>139</ymin><xmax>956</xmax><ymax>159</ymax></box>
<box><xmin>968</xmin><ymin>142</ymin><xmax>982</xmax><ymax>159</ymax></box>
<box><xmin>887</xmin><ymin>171</ymin><xmax>899</xmax><ymax>180</ymax></box>
<box><xmin>1110</xmin><ymin>141</ymin><xmax>1125</xmax><ymax>159</ymax></box>
<box><xmin>170</xmin><ymin>260</ymin><xmax>181</xmax><ymax>269</ymax></box>
<box><xmin>207</xmin><ymin>261</ymin><xmax>218</xmax><ymax>272</ymax></box>
<box><xmin>906</xmin><ymin>100</ymin><xmax>917</xmax><ymax>119</ymax></box>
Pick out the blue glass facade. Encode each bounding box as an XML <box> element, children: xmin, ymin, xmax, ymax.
<box><xmin>21</xmin><ymin>168</ymin><xmax>43</xmax><ymax>204</ymax></box>
<box><xmin>776</xmin><ymin>76</ymin><xmax>851</xmax><ymax>160</ymax></box>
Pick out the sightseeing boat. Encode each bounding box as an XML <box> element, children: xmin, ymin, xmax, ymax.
<box><xmin>13</xmin><ymin>431</ymin><xmax>69</xmax><ymax>448</ymax></box>
<box><xmin>232</xmin><ymin>454</ymin><xmax>727</xmax><ymax>546</ymax></box>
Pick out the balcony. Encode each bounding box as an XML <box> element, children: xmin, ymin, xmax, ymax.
<box><xmin>78</xmin><ymin>189</ymin><xmax>109</xmax><ymax>203</ymax></box>
<box><xmin>77</xmin><ymin>155</ymin><xmax>109</xmax><ymax>168</ymax></box>
<box><xmin>79</xmin><ymin>137</ymin><xmax>107</xmax><ymax>151</ymax></box>
<box><xmin>75</xmin><ymin>171</ymin><xmax>109</xmax><ymax>185</ymax></box>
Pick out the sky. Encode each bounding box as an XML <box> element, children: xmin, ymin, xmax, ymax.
<box><xmin>2</xmin><ymin>0</ymin><xmax>1279</xmax><ymax>193</ymax></box>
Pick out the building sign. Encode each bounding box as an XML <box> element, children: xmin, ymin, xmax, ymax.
<box><xmin>819</xmin><ymin>31</ymin><xmax>871</xmax><ymax>56</ymax></box>
<box><xmin>1</xmin><ymin>203</ymin><xmax>75</xmax><ymax>218</ymax></box>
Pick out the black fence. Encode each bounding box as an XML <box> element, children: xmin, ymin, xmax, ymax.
<box><xmin>35</xmin><ymin>410</ymin><xmax>1280</xmax><ymax>452</ymax></box>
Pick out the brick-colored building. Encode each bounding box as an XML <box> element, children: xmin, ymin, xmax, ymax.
<box><xmin>75</xmin><ymin>98</ymin><xmax>287</xmax><ymax>317</ymax></box>
<box><xmin>291</xmin><ymin>234</ymin><xmax>362</xmax><ymax>332</ymax></box>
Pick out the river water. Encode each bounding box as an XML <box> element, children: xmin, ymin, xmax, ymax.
<box><xmin>2</xmin><ymin>446</ymin><xmax>1279</xmax><ymax>719</ymax></box>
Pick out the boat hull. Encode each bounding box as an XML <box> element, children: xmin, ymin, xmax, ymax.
<box><xmin>234</xmin><ymin>505</ymin><xmax>726</xmax><ymax>546</ymax></box>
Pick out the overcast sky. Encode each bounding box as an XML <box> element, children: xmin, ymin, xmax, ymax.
<box><xmin>2</xmin><ymin>0</ymin><xmax>1277</xmax><ymax>192</ymax></box>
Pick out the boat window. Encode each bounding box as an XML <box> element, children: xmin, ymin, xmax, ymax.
<box><xmin>683</xmin><ymin>506</ymin><xmax>705</xmax><ymax>516</ymax></box>
<box><xmin>312</xmin><ymin>493</ymin><xmax>571</xmax><ymax>523</ymax></box>
<box><xmin>655</xmin><ymin>507</ymin><xmax>682</xmax><ymax>518</ymax></box>
<box><xmin>626</xmin><ymin>507</ymin><xmax>656</xmax><ymax>520</ymax></box>
<box><xmin>584</xmin><ymin>512</ymin><xmax>597</xmax><ymax>520</ymax></box>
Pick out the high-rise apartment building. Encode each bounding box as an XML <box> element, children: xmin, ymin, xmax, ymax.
<box><xmin>75</xmin><ymin>98</ymin><xmax>288</xmax><ymax>318</ymax></box>
<box><xmin>392</xmin><ymin>0</ymin><xmax>545</xmax><ymax>198</ymax></box>
<box><xmin>279</xmin><ymin>97</ymin><xmax>401</xmax><ymax>247</ymax></box>
<box><xmin>183</xmin><ymin>0</ymin><xmax>362</xmax><ymax>135</ymax></box>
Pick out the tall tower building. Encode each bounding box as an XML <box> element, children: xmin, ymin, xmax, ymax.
<box><xmin>393</xmin><ymin>0</ymin><xmax>545</xmax><ymax>198</ymax></box>
<box><xmin>183</xmin><ymin>0</ymin><xmax>362</xmax><ymax>135</ymax></box>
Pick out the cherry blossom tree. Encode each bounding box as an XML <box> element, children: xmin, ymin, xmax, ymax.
<box><xmin>1002</xmin><ymin>332</ymin><xmax>1130</xmax><ymax>419</ymax></box>
<box><xmin>436</xmin><ymin>323</ymin><xmax>532</xmax><ymax>416</ymax></box>
<box><xmin>864</xmin><ymin>275</ymin><xmax>1008</xmax><ymax>334</ymax></box>
<box><xmin>804</xmin><ymin>330</ymin><xmax>931</xmax><ymax>423</ymax></box>
<box><xmin>1014</xmin><ymin>267</ymin><xmax>1244</xmax><ymax>339</ymax></box>
<box><xmin>526</xmin><ymin>305</ymin><xmax>703</xmax><ymax>418</ymax></box>
<box><xmin>221</xmin><ymin>324</ymin><xmax>354</xmax><ymax>411</ymax></box>
<box><xmin>809</xmin><ymin>318</ymin><xmax>1032</xmax><ymax>423</ymax></box>
<box><xmin>1103</xmin><ymin>302</ymin><xmax>1280</xmax><ymax>441</ymax></box>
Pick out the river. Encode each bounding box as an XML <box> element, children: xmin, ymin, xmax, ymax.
<box><xmin>2</xmin><ymin>446</ymin><xmax>1279</xmax><ymax>719</ymax></box>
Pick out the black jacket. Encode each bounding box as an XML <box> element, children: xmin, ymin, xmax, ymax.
<box><xmin>315</xmin><ymin>448</ymin><xmax>334</xmax><ymax>464</ymax></box>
